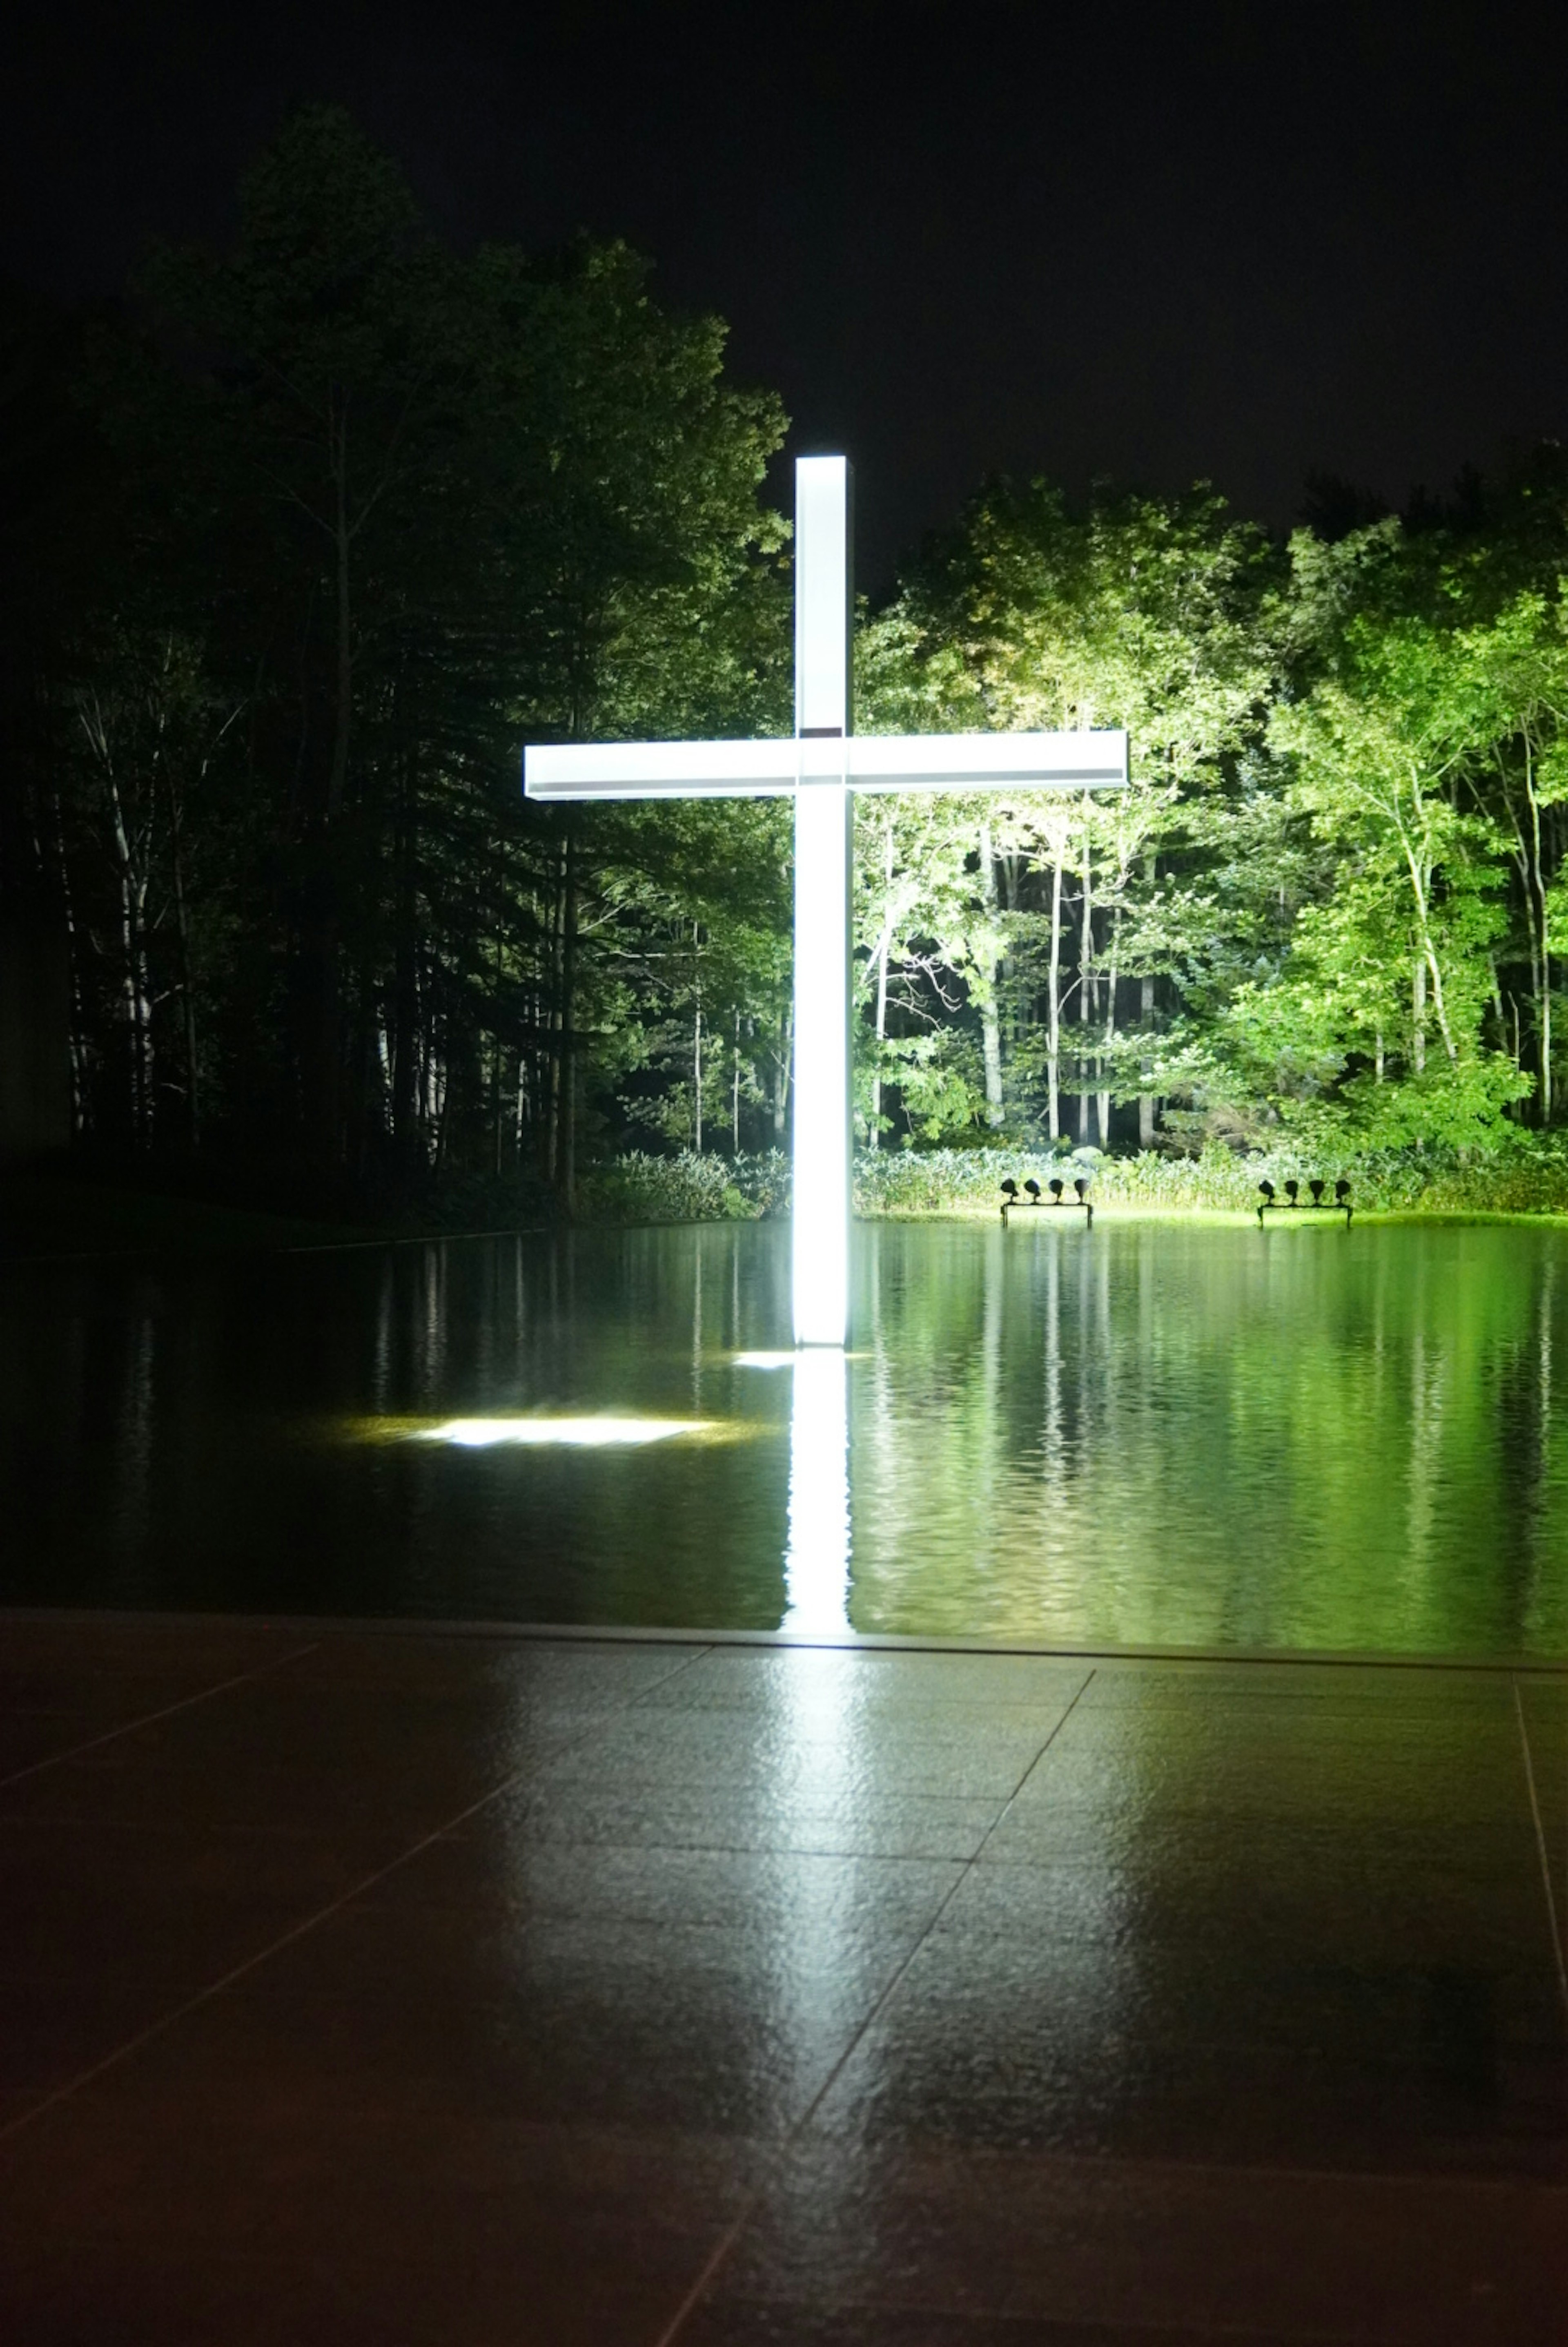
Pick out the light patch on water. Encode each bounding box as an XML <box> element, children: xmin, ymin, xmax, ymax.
<box><xmin>418</xmin><ymin>1415</ymin><xmax>716</xmax><ymax>1447</ymax></box>
<box><xmin>783</xmin><ymin>1345</ymin><xmax>852</xmax><ymax>1634</ymax></box>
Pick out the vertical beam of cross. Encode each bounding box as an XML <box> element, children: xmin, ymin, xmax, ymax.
<box><xmin>792</xmin><ymin>457</ymin><xmax>853</xmax><ymax>1347</ymax></box>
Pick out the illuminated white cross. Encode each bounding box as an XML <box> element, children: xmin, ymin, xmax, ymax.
<box><xmin>526</xmin><ymin>457</ymin><xmax>1128</xmax><ymax>1346</ymax></box>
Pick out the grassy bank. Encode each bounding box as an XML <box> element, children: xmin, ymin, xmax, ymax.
<box><xmin>12</xmin><ymin>1136</ymin><xmax>1568</xmax><ymax>1259</ymax></box>
<box><xmin>575</xmin><ymin>1140</ymin><xmax>1568</xmax><ymax>1223</ymax></box>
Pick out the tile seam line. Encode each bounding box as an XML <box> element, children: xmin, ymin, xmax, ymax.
<box><xmin>5</xmin><ymin>1609</ymin><xmax>1566</xmax><ymax>1675</ymax></box>
<box><xmin>650</xmin><ymin>1664</ymin><xmax>1099</xmax><ymax>2347</ymax></box>
<box><xmin>0</xmin><ymin>1641</ymin><xmax>714</xmax><ymax>2146</ymax></box>
<box><xmin>0</xmin><ymin>1640</ymin><xmax>323</xmax><ymax>1790</ymax></box>
<box><xmin>1513</xmin><ymin>1674</ymin><xmax>1568</xmax><ymax>2019</ymax></box>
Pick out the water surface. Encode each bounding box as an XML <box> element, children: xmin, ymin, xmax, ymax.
<box><xmin>3</xmin><ymin>1219</ymin><xmax>1565</xmax><ymax>1654</ymax></box>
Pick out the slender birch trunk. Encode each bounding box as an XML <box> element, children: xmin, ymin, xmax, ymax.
<box><xmin>772</xmin><ymin>1006</ymin><xmax>791</xmax><ymax>1140</ymax></box>
<box><xmin>1394</xmin><ymin>796</ymin><xmax>1457</xmax><ymax>1062</ymax></box>
<box><xmin>978</xmin><ymin>819</ymin><xmax>1003</xmax><ymax>1129</ymax></box>
<box><xmin>558</xmin><ymin>825</ymin><xmax>579</xmax><ymax>1210</ymax></box>
<box><xmin>1098</xmin><ymin>910</ymin><xmax>1121</xmax><ymax>1148</ymax></box>
<box><xmin>732</xmin><ymin>1009</ymin><xmax>742</xmax><ymax>1153</ymax></box>
<box><xmin>1047</xmin><ymin>844</ymin><xmax>1064</xmax><ymax>1142</ymax></box>
<box><xmin>1525</xmin><ymin>734</ymin><xmax>1552</xmax><ymax>1120</ymax></box>
<box><xmin>1077</xmin><ymin>809</ymin><xmax>1093</xmax><ymax>1142</ymax></box>
<box><xmin>107</xmin><ymin>767</ymin><xmax>153</xmax><ymax>1147</ymax></box>
<box><xmin>167</xmin><ymin>779</ymin><xmax>200</xmax><ymax>1144</ymax></box>
<box><xmin>870</xmin><ymin>817</ymin><xmax>894</xmax><ymax>1149</ymax></box>
<box><xmin>693</xmin><ymin>995</ymin><xmax>703</xmax><ymax>1154</ymax></box>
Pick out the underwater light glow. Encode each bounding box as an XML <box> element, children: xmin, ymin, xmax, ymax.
<box><xmin>416</xmin><ymin>1416</ymin><xmax>714</xmax><ymax>1448</ymax></box>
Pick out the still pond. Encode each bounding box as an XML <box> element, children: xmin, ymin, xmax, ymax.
<box><xmin>2</xmin><ymin>1218</ymin><xmax>1565</xmax><ymax>1656</ymax></box>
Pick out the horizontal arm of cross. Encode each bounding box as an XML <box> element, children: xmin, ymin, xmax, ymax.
<box><xmin>524</xmin><ymin>729</ymin><xmax>1128</xmax><ymax>802</ymax></box>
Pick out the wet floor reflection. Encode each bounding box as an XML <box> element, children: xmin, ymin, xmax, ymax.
<box><xmin>2</xmin><ymin>1219</ymin><xmax>1567</xmax><ymax>1652</ymax></box>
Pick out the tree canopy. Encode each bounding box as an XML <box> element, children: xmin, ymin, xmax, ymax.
<box><xmin>6</xmin><ymin>104</ymin><xmax>1568</xmax><ymax>1210</ymax></box>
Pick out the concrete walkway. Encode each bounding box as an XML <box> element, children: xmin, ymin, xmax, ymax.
<box><xmin>0</xmin><ymin>1616</ymin><xmax>1564</xmax><ymax>2343</ymax></box>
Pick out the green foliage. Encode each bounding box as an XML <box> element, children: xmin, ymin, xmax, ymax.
<box><xmin>2</xmin><ymin>105</ymin><xmax>788</xmax><ymax>1205</ymax></box>
<box><xmin>11</xmin><ymin>105</ymin><xmax>1568</xmax><ymax>1218</ymax></box>
<box><xmin>849</xmin><ymin>476</ymin><xmax>1568</xmax><ymax>1173</ymax></box>
<box><xmin>851</xmin><ymin>1138</ymin><xmax>1568</xmax><ymax>1217</ymax></box>
<box><xmin>576</xmin><ymin>1148</ymin><xmax>788</xmax><ymax>1222</ymax></box>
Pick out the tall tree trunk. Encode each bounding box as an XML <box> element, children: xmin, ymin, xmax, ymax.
<box><xmin>167</xmin><ymin>785</ymin><xmax>199</xmax><ymax>1146</ymax></box>
<box><xmin>870</xmin><ymin>817</ymin><xmax>893</xmax><ymax>1149</ymax></box>
<box><xmin>1076</xmin><ymin>812</ymin><xmax>1093</xmax><ymax>1143</ymax></box>
<box><xmin>1047</xmin><ymin>848</ymin><xmax>1063</xmax><ymax>1142</ymax></box>
<box><xmin>50</xmin><ymin>793</ymin><xmax>86</xmax><ymax>1138</ymax></box>
<box><xmin>1412</xmin><ymin>954</ymin><xmax>1427</xmax><ymax>1076</ymax></box>
<box><xmin>732</xmin><ymin>1009</ymin><xmax>741</xmax><ymax>1153</ymax></box>
<box><xmin>1504</xmin><ymin>799</ymin><xmax>1542</xmax><ymax>1119</ymax></box>
<box><xmin>693</xmin><ymin>1003</ymin><xmax>703</xmax><ymax>1153</ymax></box>
<box><xmin>1396</xmin><ymin>816</ymin><xmax>1457</xmax><ymax>1063</ymax></box>
<box><xmin>545</xmin><ymin>839</ymin><xmax>565</xmax><ymax>1185</ymax></box>
<box><xmin>557</xmin><ymin>823</ymin><xmax>579</xmax><ymax>1212</ymax></box>
<box><xmin>1098</xmin><ymin>912</ymin><xmax>1121</xmax><ymax>1148</ymax></box>
<box><xmin>107</xmin><ymin>768</ymin><xmax>152</xmax><ymax>1149</ymax></box>
<box><xmin>1525</xmin><ymin>737</ymin><xmax>1552</xmax><ymax>1121</ymax></box>
<box><xmin>391</xmin><ymin>775</ymin><xmax>420</xmax><ymax>1163</ymax></box>
<box><xmin>772</xmin><ymin>1006</ymin><xmax>791</xmax><ymax>1140</ymax></box>
<box><xmin>978</xmin><ymin>820</ymin><xmax>1003</xmax><ymax>1129</ymax></box>
<box><xmin>1138</xmin><ymin>973</ymin><xmax>1155</xmax><ymax>1149</ymax></box>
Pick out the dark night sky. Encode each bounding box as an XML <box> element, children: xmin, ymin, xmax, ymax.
<box><xmin>2</xmin><ymin>0</ymin><xmax>1565</xmax><ymax>587</ymax></box>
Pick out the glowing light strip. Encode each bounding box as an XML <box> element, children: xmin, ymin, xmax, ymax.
<box><xmin>791</xmin><ymin>460</ymin><xmax>852</xmax><ymax>1348</ymax></box>
<box><xmin>524</xmin><ymin>739</ymin><xmax>797</xmax><ymax>800</ymax></box>
<box><xmin>796</xmin><ymin>456</ymin><xmax>851</xmax><ymax>736</ymax></box>
<box><xmin>849</xmin><ymin>730</ymin><xmax>1129</xmax><ymax>790</ymax></box>
<box><xmin>524</xmin><ymin>730</ymin><xmax>1129</xmax><ymax>803</ymax></box>
<box><xmin>793</xmin><ymin>767</ymin><xmax>850</xmax><ymax>1347</ymax></box>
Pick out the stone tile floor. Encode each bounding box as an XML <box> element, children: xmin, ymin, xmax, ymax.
<box><xmin>0</xmin><ymin>1615</ymin><xmax>1564</xmax><ymax>2343</ymax></box>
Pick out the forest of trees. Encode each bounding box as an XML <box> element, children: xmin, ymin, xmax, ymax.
<box><xmin>6</xmin><ymin>105</ymin><xmax>1568</xmax><ymax>1218</ymax></box>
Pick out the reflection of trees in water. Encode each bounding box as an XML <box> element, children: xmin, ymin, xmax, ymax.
<box><xmin>848</xmin><ymin>1225</ymin><xmax>1568</xmax><ymax>1655</ymax></box>
<box><xmin>7</xmin><ymin>1222</ymin><xmax>1566</xmax><ymax>1652</ymax></box>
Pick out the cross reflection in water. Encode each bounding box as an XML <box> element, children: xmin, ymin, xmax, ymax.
<box><xmin>738</xmin><ymin>1348</ymin><xmax>852</xmax><ymax>1635</ymax></box>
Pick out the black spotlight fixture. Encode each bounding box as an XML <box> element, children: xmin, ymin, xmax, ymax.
<box><xmin>1004</xmin><ymin>1171</ymin><xmax>1091</xmax><ymax>1227</ymax></box>
<box><xmin>1258</xmin><ymin>1174</ymin><xmax>1353</xmax><ymax>1227</ymax></box>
